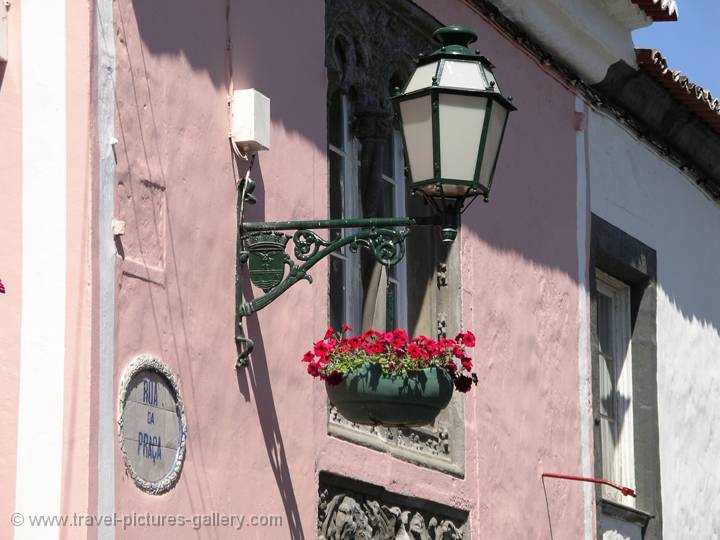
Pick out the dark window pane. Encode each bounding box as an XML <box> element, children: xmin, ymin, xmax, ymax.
<box><xmin>380</xmin><ymin>180</ymin><xmax>394</xmax><ymax>217</ymax></box>
<box><xmin>383</xmin><ymin>133</ymin><xmax>394</xmax><ymax>177</ymax></box>
<box><xmin>386</xmin><ymin>280</ymin><xmax>397</xmax><ymax>330</ymax></box>
<box><xmin>329</xmin><ymin>93</ymin><xmax>343</xmax><ymax>149</ymax></box>
<box><xmin>329</xmin><ymin>255</ymin><xmax>345</xmax><ymax>330</ymax></box>
<box><xmin>329</xmin><ymin>152</ymin><xmax>344</xmax><ymax>240</ymax></box>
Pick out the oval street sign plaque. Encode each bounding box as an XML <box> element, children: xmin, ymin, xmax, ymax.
<box><xmin>118</xmin><ymin>355</ymin><xmax>187</xmax><ymax>494</ymax></box>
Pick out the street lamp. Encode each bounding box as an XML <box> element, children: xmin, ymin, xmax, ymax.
<box><xmin>234</xmin><ymin>26</ymin><xmax>516</xmax><ymax>365</ymax></box>
<box><xmin>394</xmin><ymin>25</ymin><xmax>515</xmax><ymax>208</ymax></box>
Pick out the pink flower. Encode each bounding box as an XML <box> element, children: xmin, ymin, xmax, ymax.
<box><xmin>325</xmin><ymin>371</ymin><xmax>343</xmax><ymax>386</ymax></box>
<box><xmin>324</xmin><ymin>327</ymin><xmax>335</xmax><ymax>339</ymax></box>
<box><xmin>301</xmin><ymin>351</ymin><xmax>314</xmax><ymax>363</ymax></box>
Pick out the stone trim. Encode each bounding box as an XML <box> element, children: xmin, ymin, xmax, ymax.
<box><xmin>117</xmin><ymin>354</ymin><xmax>187</xmax><ymax>495</ymax></box>
<box><xmin>590</xmin><ymin>214</ymin><xmax>662</xmax><ymax>539</ymax></box>
<box><xmin>318</xmin><ymin>472</ymin><xmax>469</xmax><ymax>539</ymax></box>
<box><xmin>326</xmin><ymin>0</ymin><xmax>465</xmax><ymax>477</ymax></box>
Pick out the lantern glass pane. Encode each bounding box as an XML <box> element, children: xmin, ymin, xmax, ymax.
<box><xmin>404</xmin><ymin>61</ymin><xmax>439</xmax><ymax>93</ymax></box>
<box><xmin>439</xmin><ymin>93</ymin><xmax>488</xmax><ymax>183</ymax></box>
<box><xmin>399</xmin><ymin>95</ymin><xmax>434</xmax><ymax>184</ymax></box>
<box><xmin>478</xmin><ymin>100</ymin><xmax>509</xmax><ymax>189</ymax></box>
<box><xmin>439</xmin><ymin>60</ymin><xmax>486</xmax><ymax>91</ymax></box>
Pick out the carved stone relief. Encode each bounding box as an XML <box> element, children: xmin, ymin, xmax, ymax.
<box><xmin>326</xmin><ymin>0</ymin><xmax>465</xmax><ymax>477</ymax></box>
<box><xmin>318</xmin><ymin>474</ymin><xmax>468</xmax><ymax>539</ymax></box>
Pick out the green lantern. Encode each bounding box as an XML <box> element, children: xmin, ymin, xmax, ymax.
<box><xmin>393</xmin><ymin>26</ymin><xmax>516</xmax><ymax>203</ymax></box>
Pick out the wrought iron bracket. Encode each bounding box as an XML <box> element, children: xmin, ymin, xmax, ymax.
<box><xmin>235</xmin><ymin>215</ymin><xmax>441</xmax><ymax>366</ymax></box>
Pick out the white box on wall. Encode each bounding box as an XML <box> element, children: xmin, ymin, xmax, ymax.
<box><xmin>0</xmin><ymin>2</ymin><xmax>8</xmax><ymax>63</ymax></box>
<box><xmin>230</xmin><ymin>89</ymin><xmax>270</xmax><ymax>152</ymax></box>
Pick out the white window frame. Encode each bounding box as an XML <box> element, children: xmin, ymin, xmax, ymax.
<box><xmin>328</xmin><ymin>95</ymin><xmax>362</xmax><ymax>331</ymax></box>
<box><xmin>380</xmin><ymin>129</ymin><xmax>408</xmax><ymax>330</ymax></box>
<box><xmin>596</xmin><ymin>269</ymin><xmax>635</xmax><ymax>506</ymax></box>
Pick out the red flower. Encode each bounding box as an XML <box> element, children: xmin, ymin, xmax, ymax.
<box><xmin>362</xmin><ymin>329</ymin><xmax>381</xmax><ymax>340</ymax></box>
<box><xmin>302</xmin><ymin>351</ymin><xmax>314</xmax><ymax>363</ymax></box>
<box><xmin>439</xmin><ymin>338</ymin><xmax>455</xmax><ymax>350</ymax></box>
<box><xmin>348</xmin><ymin>336</ymin><xmax>362</xmax><ymax>350</ymax></box>
<box><xmin>324</xmin><ymin>327</ymin><xmax>335</xmax><ymax>339</ymax></box>
<box><xmin>453</xmin><ymin>345</ymin><xmax>467</xmax><ymax>360</ymax></box>
<box><xmin>461</xmin><ymin>359</ymin><xmax>473</xmax><ymax>372</ymax></box>
<box><xmin>317</xmin><ymin>356</ymin><xmax>329</xmax><ymax>368</ymax></box>
<box><xmin>454</xmin><ymin>375</ymin><xmax>474</xmax><ymax>393</ymax></box>
<box><xmin>341</xmin><ymin>323</ymin><xmax>353</xmax><ymax>333</ymax></box>
<box><xmin>391</xmin><ymin>329</ymin><xmax>409</xmax><ymax>347</ymax></box>
<box><xmin>455</xmin><ymin>331</ymin><xmax>476</xmax><ymax>348</ymax></box>
<box><xmin>314</xmin><ymin>341</ymin><xmax>331</xmax><ymax>357</ymax></box>
<box><xmin>364</xmin><ymin>342</ymin><xmax>383</xmax><ymax>355</ymax></box>
<box><xmin>307</xmin><ymin>362</ymin><xmax>321</xmax><ymax>377</ymax></box>
<box><xmin>407</xmin><ymin>344</ymin><xmax>423</xmax><ymax>359</ymax></box>
<box><xmin>325</xmin><ymin>371</ymin><xmax>343</xmax><ymax>386</ymax></box>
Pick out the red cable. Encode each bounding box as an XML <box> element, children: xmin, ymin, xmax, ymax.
<box><xmin>542</xmin><ymin>472</ymin><xmax>636</xmax><ymax>498</ymax></box>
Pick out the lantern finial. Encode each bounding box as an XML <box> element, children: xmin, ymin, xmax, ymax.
<box><xmin>433</xmin><ymin>26</ymin><xmax>478</xmax><ymax>51</ymax></box>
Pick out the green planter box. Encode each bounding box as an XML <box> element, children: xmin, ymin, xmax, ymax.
<box><xmin>326</xmin><ymin>362</ymin><xmax>454</xmax><ymax>427</ymax></box>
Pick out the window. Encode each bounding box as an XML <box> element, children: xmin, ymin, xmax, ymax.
<box><xmin>325</xmin><ymin>0</ymin><xmax>465</xmax><ymax>475</ymax></box>
<box><xmin>328</xmin><ymin>93</ymin><xmax>362</xmax><ymax>331</ymax></box>
<box><xmin>591</xmin><ymin>214</ymin><xmax>661</xmax><ymax>539</ymax></box>
<box><xmin>327</xmin><ymin>91</ymin><xmax>407</xmax><ymax>332</ymax></box>
<box><xmin>596</xmin><ymin>270</ymin><xmax>635</xmax><ymax>507</ymax></box>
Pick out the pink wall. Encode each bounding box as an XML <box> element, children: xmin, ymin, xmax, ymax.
<box><xmin>416</xmin><ymin>1</ymin><xmax>586</xmax><ymax>537</ymax></box>
<box><xmin>0</xmin><ymin>2</ymin><xmax>22</xmax><ymax>538</ymax></box>
<box><xmin>111</xmin><ymin>0</ymin><xmax>585</xmax><ymax>538</ymax></box>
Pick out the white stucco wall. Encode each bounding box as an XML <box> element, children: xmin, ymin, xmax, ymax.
<box><xmin>589</xmin><ymin>109</ymin><xmax>720</xmax><ymax>538</ymax></box>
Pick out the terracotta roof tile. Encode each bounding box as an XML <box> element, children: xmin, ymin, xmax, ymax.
<box><xmin>630</xmin><ymin>0</ymin><xmax>678</xmax><ymax>22</ymax></box>
<box><xmin>636</xmin><ymin>48</ymin><xmax>720</xmax><ymax>134</ymax></box>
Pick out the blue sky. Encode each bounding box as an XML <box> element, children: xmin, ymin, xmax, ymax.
<box><xmin>633</xmin><ymin>0</ymin><xmax>720</xmax><ymax>95</ymax></box>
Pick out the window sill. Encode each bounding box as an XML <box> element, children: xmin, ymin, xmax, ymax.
<box><xmin>600</xmin><ymin>498</ymin><xmax>654</xmax><ymax>528</ymax></box>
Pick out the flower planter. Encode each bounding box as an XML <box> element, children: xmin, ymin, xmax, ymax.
<box><xmin>326</xmin><ymin>361</ymin><xmax>454</xmax><ymax>427</ymax></box>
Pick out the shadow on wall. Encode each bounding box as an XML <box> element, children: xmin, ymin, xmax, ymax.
<box><xmin>236</xmin><ymin>297</ymin><xmax>306</xmax><ymax>540</ymax></box>
<box><xmin>130</xmin><ymin>0</ymin><xmax>227</xmax><ymax>88</ymax></box>
<box><xmin>233</xmin><ymin>156</ymin><xmax>306</xmax><ymax>539</ymax></box>
<box><xmin>131</xmin><ymin>0</ymin><xmax>327</xmax><ymax>158</ymax></box>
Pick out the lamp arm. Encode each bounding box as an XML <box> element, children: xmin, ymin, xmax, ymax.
<box><xmin>238</xmin><ymin>225</ymin><xmax>412</xmax><ymax>317</ymax></box>
<box><xmin>235</xmin><ymin>213</ymin><xmax>457</xmax><ymax>367</ymax></box>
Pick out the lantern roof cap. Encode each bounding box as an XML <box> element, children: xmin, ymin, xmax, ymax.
<box><xmin>419</xmin><ymin>26</ymin><xmax>495</xmax><ymax>68</ymax></box>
